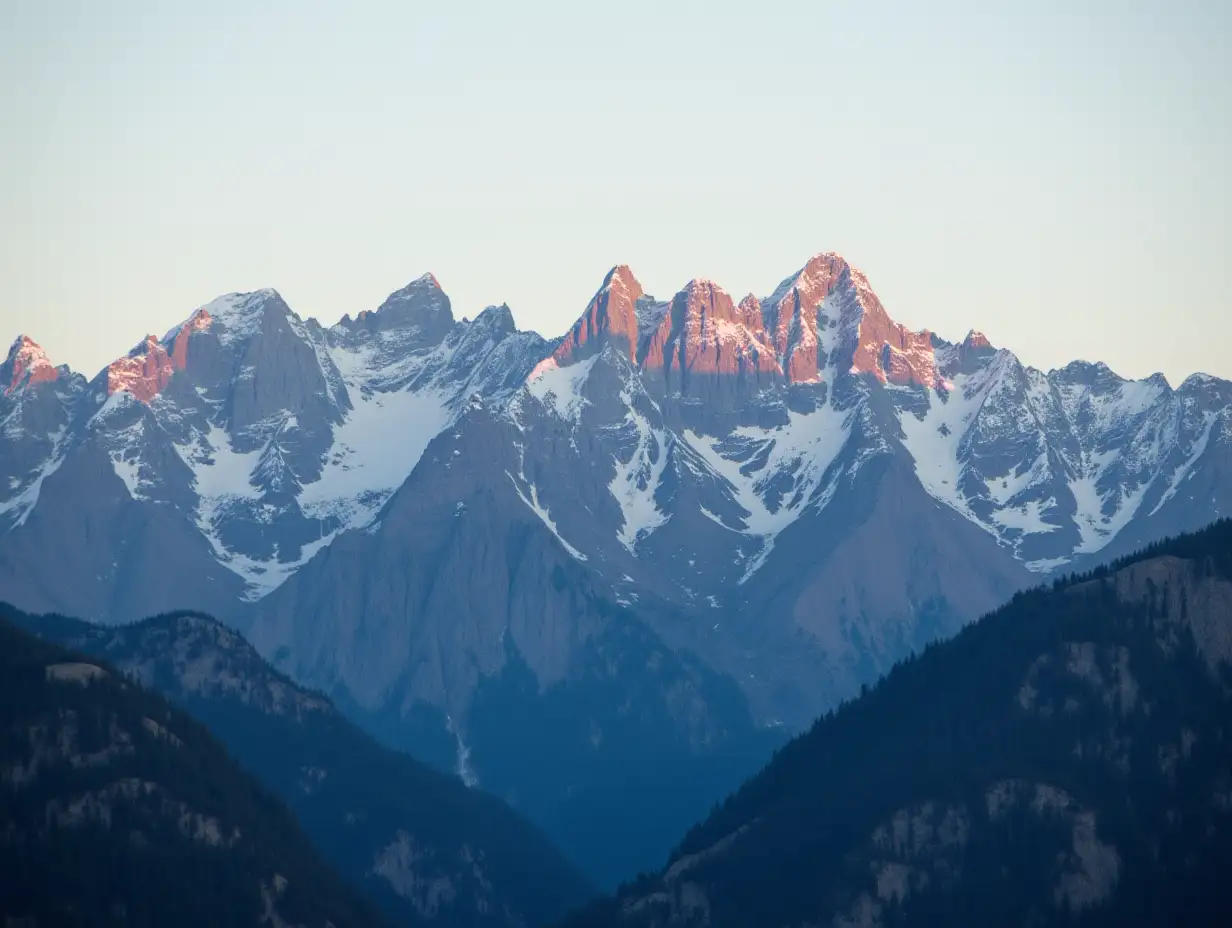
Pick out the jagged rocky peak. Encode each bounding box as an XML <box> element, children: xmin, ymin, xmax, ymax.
<box><xmin>188</xmin><ymin>288</ymin><xmax>288</xmax><ymax>344</ymax></box>
<box><xmin>639</xmin><ymin>278</ymin><xmax>782</xmax><ymax>383</ymax></box>
<box><xmin>552</xmin><ymin>264</ymin><xmax>646</xmax><ymax>366</ymax></box>
<box><xmin>105</xmin><ymin>333</ymin><xmax>183</xmax><ymax>403</ymax></box>
<box><xmin>103</xmin><ymin>300</ymin><xmax>215</xmax><ymax>404</ymax></box>
<box><xmin>341</xmin><ymin>271</ymin><xmax>454</xmax><ymax>340</ymax></box>
<box><xmin>937</xmin><ymin>328</ymin><xmax>1003</xmax><ymax>377</ymax></box>
<box><xmin>469</xmin><ymin>302</ymin><xmax>518</xmax><ymax>336</ymax></box>
<box><xmin>762</xmin><ymin>251</ymin><xmax>945</xmax><ymax>389</ymax></box>
<box><xmin>3</xmin><ymin>336</ymin><xmax>60</xmax><ymax>394</ymax></box>
<box><xmin>543</xmin><ymin>252</ymin><xmax>953</xmax><ymax>392</ymax></box>
<box><xmin>964</xmin><ymin>329</ymin><xmax>994</xmax><ymax>352</ymax></box>
<box><xmin>1050</xmin><ymin>359</ymin><xmax>1133</xmax><ymax>394</ymax></box>
<box><xmin>100</xmin><ymin>288</ymin><xmax>318</xmax><ymax>405</ymax></box>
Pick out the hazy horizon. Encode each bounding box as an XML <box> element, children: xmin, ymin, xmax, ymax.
<box><xmin>2</xmin><ymin>0</ymin><xmax>1228</xmax><ymax>386</ymax></box>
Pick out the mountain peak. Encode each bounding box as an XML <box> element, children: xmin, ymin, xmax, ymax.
<box><xmin>3</xmin><ymin>335</ymin><xmax>59</xmax><ymax>394</ymax></box>
<box><xmin>106</xmin><ymin>334</ymin><xmax>180</xmax><ymax>403</ymax></box>
<box><xmin>763</xmin><ymin>252</ymin><xmax>944</xmax><ymax>388</ymax></box>
<box><xmin>550</xmin><ymin>265</ymin><xmax>646</xmax><ymax>367</ymax></box>
<box><xmin>180</xmin><ymin>289</ymin><xmax>289</xmax><ymax>349</ymax></box>
<box><xmin>472</xmin><ymin>303</ymin><xmax>517</xmax><ymax>335</ymax></box>
<box><xmin>635</xmin><ymin>274</ymin><xmax>781</xmax><ymax>387</ymax></box>
<box><xmin>964</xmin><ymin>329</ymin><xmax>994</xmax><ymax>350</ymax></box>
<box><xmin>604</xmin><ymin>264</ymin><xmax>642</xmax><ymax>294</ymax></box>
<box><xmin>763</xmin><ymin>252</ymin><xmax>856</xmax><ymax>383</ymax></box>
<box><xmin>345</xmin><ymin>274</ymin><xmax>454</xmax><ymax>339</ymax></box>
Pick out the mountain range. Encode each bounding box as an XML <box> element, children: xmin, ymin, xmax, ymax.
<box><xmin>3</xmin><ymin>252</ymin><xmax>1229</xmax><ymax>882</ymax></box>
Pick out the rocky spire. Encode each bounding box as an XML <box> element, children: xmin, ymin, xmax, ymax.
<box><xmin>3</xmin><ymin>336</ymin><xmax>59</xmax><ymax>394</ymax></box>
<box><xmin>550</xmin><ymin>265</ymin><xmax>645</xmax><ymax>367</ymax></box>
<box><xmin>639</xmin><ymin>278</ymin><xmax>781</xmax><ymax>381</ymax></box>
<box><xmin>764</xmin><ymin>252</ymin><xmax>945</xmax><ymax>389</ymax></box>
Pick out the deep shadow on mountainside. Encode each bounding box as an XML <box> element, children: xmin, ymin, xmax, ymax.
<box><xmin>561</xmin><ymin>519</ymin><xmax>1232</xmax><ymax>927</ymax></box>
<box><xmin>0</xmin><ymin>616</ymin><xmax>382</xmax><ymax>927</ymax></box>
<box><xmin>240</xmin><ymin>404</ymin><xmax>787</xmax><ymax>889</ymax></box>
<box><xmin>4</xmin><ymin>604</ymin><xmax>596</xmax><ymax>927</ymax></box>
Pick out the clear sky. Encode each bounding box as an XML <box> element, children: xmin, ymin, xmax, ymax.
<box><xmin>1</xmin><ymin>0</ymin><xmax>1228</xmax><ymax>385</ymax></box>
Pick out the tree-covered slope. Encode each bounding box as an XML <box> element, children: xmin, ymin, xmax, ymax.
<box><xmin>564</xmin><ymin>519</ymin><xmax>1232</xmax><ymax>927</ymax></box>
<box><xmin>5</xmin><ymin>606</ymin><xmax>595</xmax><ymax>927</ymax></box>
<box><xmin>0</xmin><ymin>616</ymin><xmax>382</xmax><ymax>927</ymax></box>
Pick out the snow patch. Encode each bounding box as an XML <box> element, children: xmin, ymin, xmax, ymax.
<box><xmin>1150</xmin><ymin>411</ymin><xmax>1218</xmax><ymax>515</ymax></box>
<box><xmin>525</xmin><ymin>354</ymin><xmax>599</xmax><ymax>421</ymax></box>
<box><xmin>682</xmin><ymin>400</ymin><xmax>852</xmax><ymax>580</ymax></box>
<box><xmin>1069</xmin><ymin>451</ymin><xmax>1152</xmax><ymax>555</ymax></box>
<box><xmin>991</xmin><ymin>497</ymin><xmax>1060</xmax><ymax>535</ymax></box>
<box><xmin>0</xmin><ymin>431</ymin><xmax>67</xmax><ymax>528</ymax></box>
<box><xmin>196</xmin><ymin>291</ymin><xmax>277</xmax><ymax>347</ymax></box>
<box><xmin>898</xmin><ymin>374</ymin><xmax>985</xmax><ymax>521</ymax></box>
<box><xmin>447</xmin><ymin>716</ymin><xmax>479</xmax><ymax>788</ymax></box>
<box><xmin>1026</xmin><ymin>556</ymin><xmax>1072</xmax><ymax>573</ymax></box>
<box><xmin>609</xmin><ymin>400</ymin><xmax>671</xmax><ymax>551</ymax></box>
<box><xmin>507</xmin><ymin>472</ymin><xmax>587</xmax><ymax>562</ymax></box>
<box><xmin>111</xmin><ymin>453</ymin><xmax>144</xmax><ymax>500</ymax></box>
<box><xmin>298</xmin><ymin>387</ymin><xmax>451</xmax><ymax>531</ymax></box>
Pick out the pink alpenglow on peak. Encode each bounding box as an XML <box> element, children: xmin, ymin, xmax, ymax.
<box><xmin>107</xmin><ymin>336</ymin><xmax>176</xmax><ymax>403</ymax></box>
<box><xmin>766</xmin><ymin>252</ymin><xmax>852</xmax><ymax>383</ymax></box>
<box><xmin>639</xmin><ymin>278</ymin><xmax>782</xmax><ymax>381</ymax></box>
<box><xmin>551</xmin><ymin>265</ymin><xmax>645</xmax><ymax>367</ymax></box>
<box><xmin>769</xmin><ymin>252</ymin><xmax>946</xmax><ymax>390</ymax></box>
<box><xmin>538</xmin><ymin>252</ymin><xmax>953</xmax><ymax>392</ymax></box>
<box><xmin>5</xmin><ymin>336</ymin><xmax>59</xmax><ymax>394</ymax></box>
<box><xmin>107</xmin><ymin>310</ymin><xmax>212</xmax><ymax>403</ymax></box>
<box><xmin>964</xmin><ymin>330</ymin><xmax>993</xmax><ymax>350</ymax></box>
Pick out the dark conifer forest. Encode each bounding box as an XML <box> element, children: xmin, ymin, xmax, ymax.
<box><xmin>0</xmin><ymin>619</ymin><xmax>381</xmax><ymax>927</ymax></box>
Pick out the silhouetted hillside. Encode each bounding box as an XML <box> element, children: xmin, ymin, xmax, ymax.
<box><xmin>0</xmin><ymin>616</ymin><xmax>381</xmax><ymax>926</ymax></box>
<box><xmin>6</xmin><ymin>606</ymin><xmax>595</xmax><ymax>927</ymax></box>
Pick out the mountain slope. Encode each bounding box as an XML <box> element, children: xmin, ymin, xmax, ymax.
<box><xmin>565</xmin><ymin>519</ymin><xmax>1232</xmax><ymax>927</ymax></box>
<box><xmin>5</xmin><ymin>604</ymin><xmax>596</xmax><ymax>928</ymax></box>
<box><xmin>0</xmin><ymin>614</ymin><xmax>381</xmax><ymax>927</ymax></box>
<box><xmin>243</xmin><ymin>406</ymin><xmax>782</xmax><ymax>885</ymax></box>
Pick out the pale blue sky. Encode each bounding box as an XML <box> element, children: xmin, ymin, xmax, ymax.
<box><xmin>1</xmin><ymin>1</ymin><xmax>1228</xmax><ymax>385</ymax></box>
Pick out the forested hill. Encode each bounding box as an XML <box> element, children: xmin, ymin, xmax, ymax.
<box><xmin>564</xmin><ymin>519</ymin><xmax>1232</xmax><ymax>927</ymax></box>
<box><xmin>4</xmin><ymin>605</ymin><xmax>595</xmax><ymax>927</ymax></box>
<box><xmin>0</xmin><ymin>616</ymin><xmax>381</xmax><ymax>927</ymax></box>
